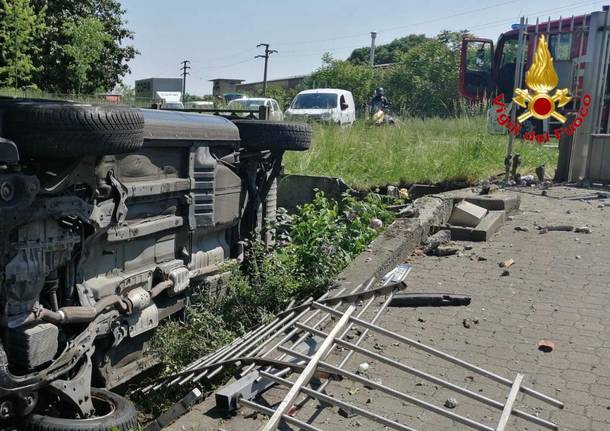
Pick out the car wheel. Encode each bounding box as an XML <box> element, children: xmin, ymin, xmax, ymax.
<box><xmin>25</xmin><ymin>388</ymin><xmax>138</xmax><ymax>431</ymax></box>
<box><xmin>232</xmin><ymin>120</ymin><xmax>311</xmax><ymax>151</ymax></box>
<box><xmin>2</xmin><ymin>102</ymin><xmax>144</xmax><ymax>159</ymax></box>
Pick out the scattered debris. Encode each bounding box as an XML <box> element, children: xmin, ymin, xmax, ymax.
<box><xmin>370</xmin><ymin>218</ymin><xmax>383</xmax><ymax>229</ymax></box>
<box><xmin>464</xmin><ymin>244</ymin><xmax>473</xmax><ymax>250</ymax></box>
<box><xmin>521</xmin><ymin>174</ymin><xmax>536</xmax><ymax>186</ymax></box>
<box><xmin>539</xmin><ymin>225</ymin><xmax>574</xmax><ymax>233</ymax></box>
<box><xmin>462</xmin><ymin>318</ymin><xmax>479</xmax><ymax>329</ymax></box>
<box><xmin>477</xmin><ymin>256</ymin><xmax>487</xmax><ymax>261</ymax></box>
<box><xmin>399</xmin><ymin>188</ymin><xmax>409</xmax><ymax>199</ymax></box>
<box><xmin>338</xmin><ymin>407</ymin><xmax>357</xmax><ymax>418</ymax></box>
<box><xmin>396</xmin><ymin>205</ymin><xmax>420</xmax><ymax>218</ymax></box>
<box><xmin>479</xmin><ymin>181</ymin><xmax>498</xmax><ymax>195</ymax></box>
<box><xmin>423</xmin><ymin>230</ymin><xmax>451</xmax><ymax>254</ymax></box>
<box><xmin>390</xmin><ymin>293</ymin><xmax>471</xmax><ymax>308</ymax></box>
<box><xmin>514</xmin><ymin>226</ymin><xmax>529</xmax><ymax>232</ymax></box>
<box><xmin>444</xmin><ymin>398</ymin><xmax>458</xmax><ymax>409</ymax></box>
<box><xmin>507</xmin><ymin>215</ymin><xmax>514</xmax><ymax>221</ymax></box>
<box><xmin>541</xmin><ymin>190</ymin><xmax>548</xmax><ymax>196</ymax></box>
<box><xmin>537</xmin><ymin>340</ymin><xmax>555</xmax><ymax>353</ymax></box>
<box><xmin>501</xmin><ymin>269</ymin><xmax>510</xmax><ymax>277</ymax></box>
<box><xmin>575</xmin><ymin>226</ymin><xmax>591</xmax><ymax>234</ymax></box>
<box><xmin>596</xmin><ymin>191</ymin><xmax>610</xmax><ymax>199</ymax></box>
<box><xmin>499</xmin><ymin>259</ymin><xmax>514</xmax><ymax>268</ymax></box>
<box><xmin>435</xmin><ymin>244</ymin><xmax>464</xmax><ymax>256</ymax></box>
<box><xmin>357</xmin><ymin>363</ymin><xmax>370</xmax><ymax>374</ymax></box>
<box><xmin>386</xmin><ymin>185</ymin><xmax>398</xmax><ymax>198</ymax></box>
<box><xmin>575</xmin><ymin>255</ymin><xmax>582</xmax><ymax>260</ymax></box>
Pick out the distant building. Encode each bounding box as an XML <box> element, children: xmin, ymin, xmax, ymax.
<box><xmin>209</xmin><ymin>78</ymin><xmax>245</xmax><ymax>97</ymax></box>
<box><xmin>98</xmin><ymin>93</ymin><xmax>122</xmax><ymax>103</ymax></box>
<box><xmin>135</xmin><ymin>78</ymin><xmax>183</xmax><ymax>105</ymax></box>
<box><xmin>236</xmin><ymin>74</ymin><xmax>308</xmax><ymax>94</ymax></box>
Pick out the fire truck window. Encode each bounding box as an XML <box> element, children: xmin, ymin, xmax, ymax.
<box><xmin>466</xmin><ymin>41</ymin><xmax>492</xmax><ymax>71</ymax></box>
<box><xmin>500</xmin><ymin>39</ymin><xmax>518</xmax><ymax>68</ymax></box>
<box><xmin>549</xmin><ymin>33</ymin><xmax>571</xmax><ymax>61</ymax></box>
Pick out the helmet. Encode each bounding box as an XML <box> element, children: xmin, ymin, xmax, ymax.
<box><xmin>375</xmin><ymin>87</ymin><xmax>385</xmax><ymax>96</ymax></box>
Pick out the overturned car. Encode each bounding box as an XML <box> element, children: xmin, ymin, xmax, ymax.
<box><xmin>0</xmin><ymin>99</ymin><xmax>310</xmax><ymax>430</ymax></box>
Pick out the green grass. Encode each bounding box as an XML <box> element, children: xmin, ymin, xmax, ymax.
<box><xmin>284</xmin><ymin>116</ymin><xmax>557</xmax><ymax>189</ymax></box>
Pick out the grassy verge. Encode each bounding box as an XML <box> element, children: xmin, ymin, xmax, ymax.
<box><xmin>283</xmin><ymin>116</ymin><xmax>558</xmax><ymax>188</ymax></box>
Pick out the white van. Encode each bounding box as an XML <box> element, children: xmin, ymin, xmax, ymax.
<box><xmin>285</xmin><ymin>89</ymin><xmax>355</xmax><ymax>126</ymax></box>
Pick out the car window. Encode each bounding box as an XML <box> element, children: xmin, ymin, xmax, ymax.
<box><xmin>291</xmin><ymin>93</ymin><xmax>337</xmax><ymax>109</ymax></box>
<box><xmin>272</xmin><ymin>101</ymin><xmax>279</xmax><ymax>111</ymax></box>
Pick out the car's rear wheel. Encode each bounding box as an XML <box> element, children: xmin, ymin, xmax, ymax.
<box><xmin>232</xmin><ymin>120</ymin><xmax>312</xmax><ymax>151</ymax></box>
<box><xmin>25</xmin><ymin>388</ymin><xmax>138</xmax><ymax>431</ymax></box>
<box><xmin>2</xmin><ymin>102</ymin><xmax>144</xmax><ymax>159</ymax></box>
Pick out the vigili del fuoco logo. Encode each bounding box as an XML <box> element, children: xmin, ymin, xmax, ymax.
<box><xmin>492</xmin><ymin>34</ymin><xmax>591</xmax><ymax>143</ymax></box>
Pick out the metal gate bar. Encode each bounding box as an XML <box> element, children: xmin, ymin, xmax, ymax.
<box><xmin>311</xmin><ymin>301</ymin><xmax>563</xmax><ymax>409</ymax></box>
<box><xmin>141</xmin><ymin>267</ymin><xmax>562</xmax><ymax>431</ymax></box>
<box><xmin>261</xmin><ymin>371</ymin><xmax>419</xmax><ymax>431</ymax></box>
<box><xmin>261</xmin><ymin>303</ymin><xmax>356</xmax><ymax>430</ymax></box>
<box><xmin>496</xmin><ymin>373</ymin><xmax>525</xmax><ymax>431</ymax></box>
<box><xmin>286</xmin><ymin>327</ymin><xmax>556</xmax><ymax>430</ymax></box>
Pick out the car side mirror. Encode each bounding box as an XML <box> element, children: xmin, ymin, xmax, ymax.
<box><xmin>341</xmin><ymin>102</ymin><xmax>349</xmax><ymax>110</ymax></box>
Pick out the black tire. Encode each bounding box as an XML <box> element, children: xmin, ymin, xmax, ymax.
<box><xmin>232</xmin><ymin>120</ymin><xmax>311</xmax><ymax>151</ymax></box>
<box><xmin>2</xmin><ymin>102</ymin><xmax>144</xmax><ymax>159</ymax></box>
<box><xmin>25</xmin><ymin>388</ymin><xmax>138</xmax><ymax>431</ymax></box>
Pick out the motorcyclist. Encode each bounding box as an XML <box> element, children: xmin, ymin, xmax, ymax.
<box><xmin>370</xmin><ymin>87</ymin><xmax>391</xmax><ymax>113</ymax></box>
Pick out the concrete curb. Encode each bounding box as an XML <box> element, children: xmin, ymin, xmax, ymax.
<box><xmin>334</xmin><ymin>195</ymin><xmax>453</xmax><ymax>292</ymax></box>
<box><xmin>333</xmin><ymin>189</ymin><xmax>521</xmax><ymax>292</ymax></box>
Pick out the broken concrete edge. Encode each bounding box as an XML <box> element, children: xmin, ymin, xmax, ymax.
<box><xmin>333</xmin><ymin>189</ymin><xmax>521</xmax><ymax>294</ymax></box>
<box><xmin>333</xmin><ymin>195</ymin><xmax>452</xmax><ymax>293</ymax></box>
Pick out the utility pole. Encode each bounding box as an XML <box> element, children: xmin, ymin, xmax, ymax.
<box><xmin>179</xmin><ymin>60</ymin><xmax>191</xmax><ymax>102</ymax></box>
<box><xmin>369</xmin><ymin>32</ymin><xmax>377</xmax><ymax>67</ymax></box>
<box><xmin>255</xmin><ymin>43</ymin><xmax>278</xmax><ymax>96</ymax></box>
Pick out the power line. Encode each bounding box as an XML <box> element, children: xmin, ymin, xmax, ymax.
<box><xmin>273</xmin><ymin>0</ymin><xmax>521</xmax><ymax>47</ymax></box>
<box><xmin>255</xmin><ymin>43</ymin><xmax>278</xmax><ymax>96</ymax></box>
<box><xmin>180</xmin><ymin>60</ymin><xmax>191</xmax><ymax>101</ymax></box>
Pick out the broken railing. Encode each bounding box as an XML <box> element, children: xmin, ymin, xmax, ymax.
<box><xmin>139</xmin><ymin>265</ymin><xmax>563</xmax><ymax>431</ymax></box>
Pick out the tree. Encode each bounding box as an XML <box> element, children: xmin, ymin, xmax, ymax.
<box><xmin>385</xmin><ymin>37</ymin><xmax>460</xmax><ymax>117</ymax></box>
<box><xmin>0</xmin><ymin>0</ymin><xmax>46</xmax><ymax>88</ymax></box>
<box><xmin>62</xmin><ymin>17</ymin><xmax>111</xmax><ymax>93</ymax></box>
<box><xmin>29</xmin><ymin>0</ymin><xmax>137</xmax><ymax>93</ymax></box>
<box><xmin>306</xmin><ymin>53</ymin><xmax>380</xmax><ymax>109</ymax></box>
<box><xmin>348</xmin><ymin>34</ymin><xmax>427</xmax><ymax>65</ymax></box>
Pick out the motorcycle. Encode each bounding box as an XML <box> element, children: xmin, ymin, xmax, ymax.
<box><xmin>368</xmin><ymin>101</ymin><xmax>398</xmax><ymax>126</ymax></box>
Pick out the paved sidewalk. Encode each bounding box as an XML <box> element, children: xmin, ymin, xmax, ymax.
<box><xmin>169</xmin><ymin>186</ymin><xmax>610</xmax><ymax>430</ymax></box>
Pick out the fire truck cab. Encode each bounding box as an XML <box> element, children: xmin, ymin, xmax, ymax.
<box><xmin>459</xmin><ymin>6</ymin><xmax>610</xmax><ymax>183</ymax></box>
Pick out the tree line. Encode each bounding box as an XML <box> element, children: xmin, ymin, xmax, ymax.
<box><xmin>260</xmin><ymin>30</ymin><xmax>473</xmax><ymax>118</ymax></box>
<box><xmin>0</xmin><ymin>0</ymin><xmax>135</xmax><ymax>94</ymax></box>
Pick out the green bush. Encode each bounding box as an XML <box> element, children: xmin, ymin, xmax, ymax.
<box><xmin>150</xmin><ymin>192</ymin><xmax>394</xmax><ymax>377</ymax></box>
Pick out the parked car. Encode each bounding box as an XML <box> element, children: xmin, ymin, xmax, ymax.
<box><xmin>223</xmin><ymin>92</ymin><xmax>245</xmax><ymax>103</ymax></box>
<box><xmin>186</xmin><ymin>100</ymin><xmax>214</xmax><ymax>109</ymax></box>
<box><xmin>0</xmin><ymin>99</ymin><xmax>311</xmax><ymax>429</ymax></box>
<box><xmin>285</xmin><ymin>89</ymin><xmax>356</xmax><ymax>126</ymax></box>
<box><xmin>227</xmin><ymin>97</ymin><xmax>284</xmax><ymax>121</ymax></box>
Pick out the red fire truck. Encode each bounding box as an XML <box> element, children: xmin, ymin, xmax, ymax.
<box><xmin>459</xmin><ymin>6</ymin><xmax>610</xmax><ymax>183</ymax></box>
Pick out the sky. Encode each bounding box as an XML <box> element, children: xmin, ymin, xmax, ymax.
<box><xmin>120</xmin><ymin>0</ymin><xmax>607</xmax><ymax>95</ymax></box>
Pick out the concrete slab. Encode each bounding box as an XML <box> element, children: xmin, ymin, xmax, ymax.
<box><xmin>442</xmin><ymin>190</ymin><xmax>521</xmax><ymax>213</ymax></box>
<box><xmin>448</xmin><ymin>200</ymin><xmax>488</xmax><ymax>227</ymax></box>
<box><xmin>444</xmin><ymin>210</ymin><xmax>506</xmax><ymax>241</ymax></box>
